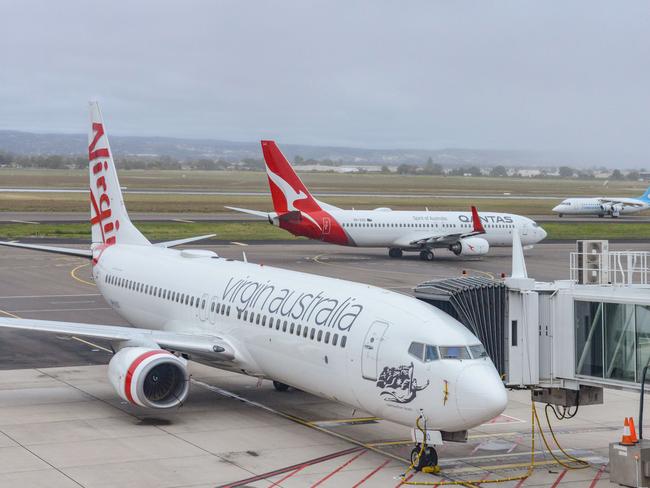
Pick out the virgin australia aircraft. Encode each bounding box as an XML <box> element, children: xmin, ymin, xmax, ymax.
<box><xmin>552</xmin><ymin>186</ymin><xmax>650</xmax><ymax>218</ymax></box>
<box><xmin>227</xmin><ymin>141</ymin><xmax>547</xmax><ymax>261</ymax></box>
<box><xmin>0</xmin><ymin>103</ymin><xmax>506</xmax><ymax>469</ymax></box>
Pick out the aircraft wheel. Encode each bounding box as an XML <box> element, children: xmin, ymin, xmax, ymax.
<box><xmin>558</xmin><ymin>214</ymin><xmax>563</xmax><ymax>218</ymax></box>
<box><xmin>419</xmin><ymin>250</ymin><xmax>434</xmax><ymax>261</ymax></box>
<box><xmin>598</xmin><ymin>214</ymin><xmax>604</xmax><ymax>218</ymax></box>
<box><xmin>273</xmin><ymin>381</ymin><xmax>290</xmax><ymax>392</ymax></box>
<box><xmin>410</xmin><ymin>446</ymin><xmax>438</xmax><ymax>471</ymax></box>
<box><xmin>388</xmin><ymin>248</ymin><xmax>403</xmax><ymax>258</ymax></box>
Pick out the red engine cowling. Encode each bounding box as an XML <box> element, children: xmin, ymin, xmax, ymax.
<box><xmin>108</xmin><ymin>347</ymin><xmax>189</xmax><ymax>408</ymax></box>
<box><xmin>449</xmin><ymin>237</ymin><xmax>490</xmax><ymax>256</ymax></box>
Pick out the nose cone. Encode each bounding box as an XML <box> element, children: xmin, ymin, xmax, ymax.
<box><xmin>455</xmin><ymin>363</ymin><xmax>507</xmax><ymax>427</ymax></box>
<box><xmin>552</xmin><ymin>205</ymin><xmax>560</xmax><ymax>212</ymax></box>
<box><xmin>538</xmin><ymin>226</ymin><xmax>547</xmax><ymax>240</ymax></box>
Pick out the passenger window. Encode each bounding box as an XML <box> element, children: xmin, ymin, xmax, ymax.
<box><xmin>190</xmin><ymin>297</ymin><xmax>194</xmax><ymax>306</ymax></box>
<box><xmin>290</xmin><ymin>323</ymin><xmax>295</xmax><ymax>334</ymax></box>
<box><xmin>211</xmin><ymin>303</ymin><xmax>215</xmax><ymax>312</ymax></box>
<box><xmin>256</xmin><ymin>314</ymin><xmax>260</xmax><ymax>325</ymax></box>
<box><xmin>408</xmin><ymin>342</ymin><xmax>425</xmax><ymax>361</ymax></box>
<box><xmin>276</xmin><ymin>320</ymin><xmax>280</xmax><ymax>330</ymax></box>
<box><xmin>325</xmin><ymin>332</ymin><xmax>330</xmax><ymax>343</ymax></box>
<box><xmin>424</xmin><ymin>345</ymin><xmax>439</xmax><ymax>362</ymax></box>
<box><xmin>317</xmin><ymin>330</ymin><xmax>323</xmax><ymax>342</ymax></box>
<box><xmin>303</xmin><ymin>327</ymin><xmax>309</xmax><ymax>338</ymax></box>
<box><xmin>341</xmin><ymin>336</ymin><xmax>347</xmax><ymax>348</ymax></box>
<box><xmin>262</xmin><ymin>316</ymin><xmax>266</xmax><ymax>326</ymax></box>
<box><xmin>282</xmin><ymin>321</ymin><xmax>287</xmax><ymax>332</ymax></box>
<box><xmin>243</xmin><ymin>311</ymin><xmax>248</xmax><ymax>321</ymax></box>
<box><xmin>250</xmin><ymin>313</ymin><xmax>254</xmax><ymax>323</ymax></box>
<box><xmin>310</xmin><ymin>329</ymin><xmax>315</xmax><ymax>340</ymax></box>
<box><xmin>470</xmin><ymin>344</ymin><xmax>488</xmax><ymax>359</ymax></box>
<box><xmin>296</xmin><ymin>324</ymin><xmax>301</xmax><ymax>335</ymax></box>
<box><xmin>439</xmin><ymin>346</ymin><xmax>471</xmax><ymax>360</ymax></box>
<box><xmin>269</xmin><ymin>317</ymin><xmax>274</xmax><ymax>328</ymax></box>
<box><xmin>332</xmin><ymin>333</ymin><xmax>338</xmax><ymax>346</ymax></box>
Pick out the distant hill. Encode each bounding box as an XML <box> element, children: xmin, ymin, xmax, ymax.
<box><xmin>0</xmin><ymin>129</ymin><xmax>576</xmax><ymax>167</ymax></box>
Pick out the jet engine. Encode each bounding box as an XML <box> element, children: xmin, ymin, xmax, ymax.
<box><xmin>108</xmin><ymin>347</ymin><xmax>189</xmax><ymax>408</ymax></box>
<box><xmin>449</xmin><ymin>237</ymin><xmax>490</xmax><ymax>256</ymax></box>
<box><xmin>600</xmin><ymin>202</ymin><xmax>623</xmax><ymax>217</ymax></box>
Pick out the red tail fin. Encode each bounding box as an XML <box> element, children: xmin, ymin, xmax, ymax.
<box><xmin>471</xmin><ymin>206</ymin><xmax>485</xmax><ymax>234</ymax></box>
<box><xmin>260</xmin><ymin>141</ymin><xmax>321</xmax><ymax>214</ymax></box>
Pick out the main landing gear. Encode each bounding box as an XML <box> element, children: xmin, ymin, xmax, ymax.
<box><xmin>388</xmin><ymin>248</ymin><xmax>403</xmax><ymax>258</ymax></box>
<box><xmin>419</xmin><ymin>250</ymin><xmax>434</xmax><ymax>261</ymax></box>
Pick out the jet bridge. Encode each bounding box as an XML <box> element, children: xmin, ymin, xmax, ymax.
<box><xmin>414</xmin><ymin>237</ymin><xmax>650</xmax><ymax>408</ymax></box>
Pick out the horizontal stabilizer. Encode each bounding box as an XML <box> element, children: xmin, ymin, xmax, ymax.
<box><xmin>0</xmin><ymin>241</ymin><xmax>92</xmax><ymax>259</ymax></box>
<box><xmin>155</xmin><ymin>234</ymin><xmax>216</xmax><ymax>248</ymax></box>
<box><xmin>225</xmin><ymin>206</ymin><xmax>270</xmax><ymax>218</ymax></box>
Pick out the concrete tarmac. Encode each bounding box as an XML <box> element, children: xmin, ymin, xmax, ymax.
<box><xmin>0</xmin><ymin>242</ymin><xmax>642</xmax><ymax>487</ymax></box>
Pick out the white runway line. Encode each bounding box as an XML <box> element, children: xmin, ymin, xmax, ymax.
<box><xmin>9</xmin><ymin>219</ymin><xmax>40</xmax><ymax>224</ymax></box>
<box><xmin>231</xmin><ymin>241</ymin><xmax>249</xmax><ymax>246</ymax></box>
<box><xmin>171</xmin><ymin>218</ymin><xmax>196</xmax><ymax>223</ymax></box>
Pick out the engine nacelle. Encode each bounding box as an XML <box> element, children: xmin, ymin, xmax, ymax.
<box><xmin>108</xmin><ymin>347</ymin><xmax>190</xmax><ymax>408</ymax></box>
<box><xmin>449</xmin><ymin>237</ymin><xmax>490</xmax><ymax>256</ymax></box>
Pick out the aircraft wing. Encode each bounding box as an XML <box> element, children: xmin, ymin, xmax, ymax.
<box><xmin>597</xmin><ymin>197</ymin><xmax>646</xmax><ymax>208</ymax></box>
<box><xmin>0</xmin><ymin>241</ymin><xmax>92</xmax><ymax>258</ymax></box>
<box><xmin>397</xmin><ymin>206</ymin><xmax>486</xmax><ymax>247</ymax></box>
<box><xmin>0</xmin><ymin>317</ymin><xmax>235</xmax><ymax>361</ymax></box>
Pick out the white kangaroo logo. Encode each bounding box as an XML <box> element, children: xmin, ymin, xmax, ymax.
<box><xmin>266</xmin><ymin>168</ymin><xmax>308</xmax><ymax>211</ymax></box>
<box><xmin>266</xmin><ymin>167</ymin><xmax>322</xmax><ymax>231</ymax></box>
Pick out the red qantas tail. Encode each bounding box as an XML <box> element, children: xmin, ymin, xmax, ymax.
<box><xmin>471</xmin><ymin>206</ymin><xmax>485</xmax><ymax>234</ymax></box>
<box><xmin>260</xmin><ymin>141</ymin><xmax>321</xmax><ymax>214</ymax></box>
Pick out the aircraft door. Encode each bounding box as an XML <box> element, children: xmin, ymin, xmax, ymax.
<box><xmin>361</xmin><ymin>321</ymin><xmax>389</xmax><ymax>380</ymax></box>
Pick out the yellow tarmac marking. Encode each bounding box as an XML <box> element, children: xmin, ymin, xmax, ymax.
<box><xmin>70</xmin><ymin>262</ymin><xmax>95</xmax><ymax>286</ymax></box>
<box><xmin>71</xmin><ymin>336</ymin><xmax>112</xmax><ymax>353</ymax></box>
<box><xmin>0</xmin><ymin>308</ymin><xmax>21</xmax><ymax>318</ymax></box>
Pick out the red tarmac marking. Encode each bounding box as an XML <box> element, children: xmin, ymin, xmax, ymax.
<box><xmin>310</xmin><ymin>450</ymin><xmax>368</xmax><ymax>487</ymax></box>
<box><xmin>550</xmin><ymin>469</ymin><xmax>568</xmax><ymax>488</ymax></box>
<box><xmin>394</xmin><ymin>472</ymin><xmax>416</xmax><ymax>487</ymax></box>
<box><xmin>588</xmin><ymin>465</ymin><xmax>607</xmax><ymax>487</ymax></box>
<box><xmin>351</xmin><ymin>459</ymin><xmax>391</xmax><ymax>487</ymax></box>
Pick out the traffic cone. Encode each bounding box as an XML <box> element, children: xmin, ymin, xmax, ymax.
<box><xmin>629</xmin><ymin>417</ymin><xmax>639</xmax><ymax>444</ymax></box>
<box><xmin>621</xmin><ymin>417</ymin><xmax>634</xmax><ymax>445</ymax></box>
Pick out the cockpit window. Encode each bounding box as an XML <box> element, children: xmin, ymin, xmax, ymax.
<box><xmin>424</xmin><ymin>345</ymin><xmax>439</xmax><ymax>362</ymax></box>
<box><xmin>439</xmin><ymin>346</ymin><xmax>471</xmax><ymax>360</ymax></box>
<box><xmin>408</xmin><ymin>342</ymin><xmax>424</xmax><ymax>361</ymax></box>
<box><xmin>408</xmin><ymin>342</ymin><xmax>440</xmax><ymax>362</ymax></box>
<box><xmin>469</xmin><ymin>344</ymin><xmax>488</xmax><ymax>359</ymax></box>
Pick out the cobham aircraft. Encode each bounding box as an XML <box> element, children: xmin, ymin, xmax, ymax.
<box><xmin>0</xmin><ymin>103</ymin><xmax>507</xmax><ymax>470</ymax></box>
<box><xmin>552</xmin><ymin>185</ymin><xmax>650</xmax><ymax>218</ymax></box>
<box><xmin>227</xmin><ymin>141</ymin><xmax>547</xmax><ymax>261</ymax></box>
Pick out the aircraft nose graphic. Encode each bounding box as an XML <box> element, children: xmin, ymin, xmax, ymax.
<box><xmin>455</xmin><ymin>363</ymin><xmax>507</xmax><ymax>426</ymax></box>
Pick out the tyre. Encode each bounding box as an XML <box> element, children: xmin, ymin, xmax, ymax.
<box><xmin>419</xmin><ymin>250</ymin><xmax>434</xmax><ymax>261</ymax></box>
<box><xmin>410</xmin><ymin>446</ymin><xmax>426</xmax><ymax>471</ymax></box>
<box><xmin>388</xmin><ymin>248</ymin><xmax>403</xmax><ymax>258</ymax></box>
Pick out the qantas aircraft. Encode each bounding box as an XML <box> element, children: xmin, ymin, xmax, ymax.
<box><xmin>227</xmin><ymin>142</ymin><xmax>547</xmax><ymax>261</ymax></box>
<box><xmin>0</xmin><ymin>103</ymin><xmax>507</xmax><ymax>469</ymax></box>
<box><xmin>552</xmin><ymin>186</ymin><xmax>650</xmax><ymax>218</ymax></box>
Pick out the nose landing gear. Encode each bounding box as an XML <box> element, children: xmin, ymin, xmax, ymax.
<box><xmin>410</xmin><ymin>444</ymin><xmax>439</xmax><ymax>472</ymax></box>
<box><xmin>419</xmin><ymin>250</ymin><xmax>434</xmax><ymax>261</ymax></box>
<box><xmin>388</xmin><ymin>248</ymin><xmax>403</xmax><ymax>258</ymax></box>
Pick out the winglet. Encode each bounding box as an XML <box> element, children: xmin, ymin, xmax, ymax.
<box><xmin>511</xmin><ymin>230</ymin><xmax>528</xmax><ymax>279</ymax></box>
<box><xmin>471</xmin><ymin>206</ymin><xmax>485</xmax><ymax>234</ymax></box>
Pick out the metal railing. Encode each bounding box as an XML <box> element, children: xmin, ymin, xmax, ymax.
<box><xmin>570</xmin><ymin>251</ymin><xmax>650</xmax><ymax>285</ymax></box>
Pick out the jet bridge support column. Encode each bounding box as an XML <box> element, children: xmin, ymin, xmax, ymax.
<box><xmin>504</xmin><ymin>276</ymin><xmax>539</xmax><ymax>386</ymax></box>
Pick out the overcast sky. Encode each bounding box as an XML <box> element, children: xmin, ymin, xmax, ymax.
<box><xmin>1</xmin><ymin>1</ymin><xmax>648</xmax><ymax>164</ymax></box>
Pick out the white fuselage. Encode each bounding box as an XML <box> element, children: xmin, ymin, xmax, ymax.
<box><xmin>332</xmin><ymin>209</ymin><xmax>546</xmax><ymax>248</ymax></box>
<box><xmin>93</xmin><ymin>244</ymin><xmax>506</xmax><ymax>431</ymax></box>
<box><xmin>552</xmin><ymin>198</ymin><xmax>649</xmax><ymax>216</ymax></box>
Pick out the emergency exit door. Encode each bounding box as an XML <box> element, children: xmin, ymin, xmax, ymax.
<box><xmin>361</xmin><ymin>321</ymin><xmax>389</xmax><ymax>380</ymax></box>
